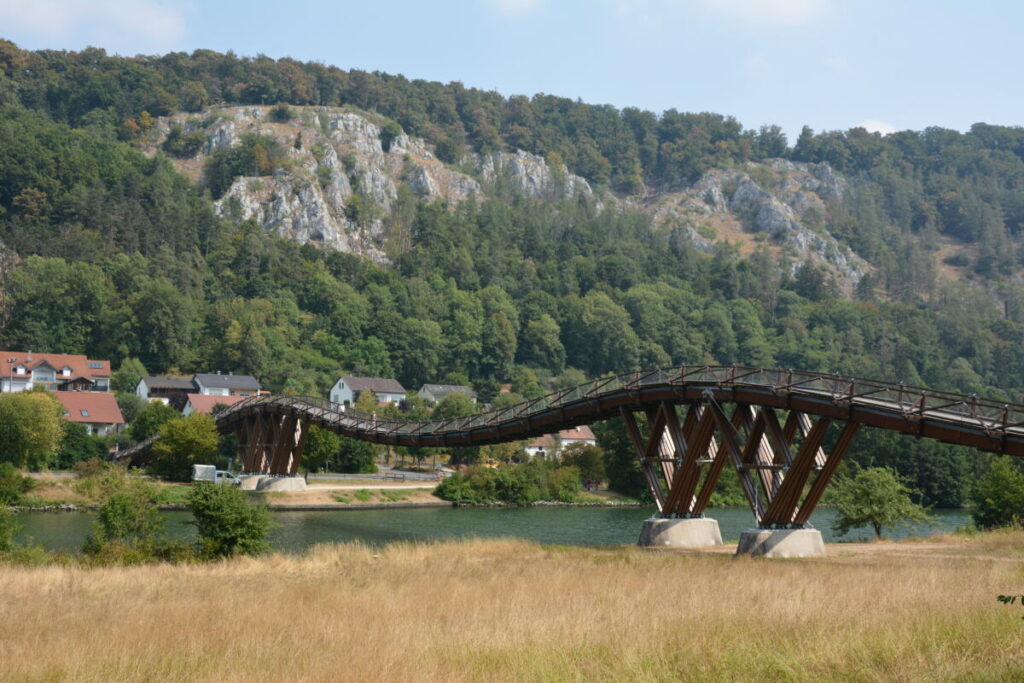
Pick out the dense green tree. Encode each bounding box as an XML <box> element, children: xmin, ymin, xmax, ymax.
<box><xmin>970</xmin><ymin>457</ymin><xmax>1024</xmax><ymax>529</ymax></box>
<box><xmin>149</xmin><ymin>413</ymin><xmax>219</xmax><ymax>481</ymax></box>
<box><xmin>127</xmin><ymin>401</ymin><xmax>180</xmax><ymax>443</ymax></box>
<box><xmin>0</xmin><ymin>392</ymin><xmax>63</xmax><ymax>470</ymax></box>
<box><xmin>187</xmin><ymin>482</ymin><xmax>273</xmax><ymax>558</ymax></box>
<box><xmin>831</xmin><ymin>467</ymin><xmax>932</xmax><ymax>539</ymax></box>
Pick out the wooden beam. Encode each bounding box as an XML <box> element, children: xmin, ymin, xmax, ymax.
<box><xmin>288</xmin><ymin>419</ymin><xmax>311</xmax><ymax>476</ymax></box>
<box><xmin>270</xmin><ymin>415</ymin><xmax>298</xmax><ymax>474</ymax></box>
<box><xmin>761</xmin><ymin>418</ymin><xmax>831</xmax><ymax>525</ymax></box>
<box><xmin>700</xmin><ymin>401</ymin><xmax>764</xmax><ymax>520</ymax></box>
<box><xmin>793</xmin><ymin>421</ymin><xmax>861</xmax><ymax>526</ymax></box>
<box><xmin>663</xmin><ymin>406</ymin><xmax>716</xmax><ymax>515</ymax></box>
<box><xmin>620</xmin><ymin>408</ymin><xmax>665</xmax><ymax>512</ymax></box>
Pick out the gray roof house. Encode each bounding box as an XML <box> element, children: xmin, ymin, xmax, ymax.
<box><xmin>330</xmin><ymin>376</ymin><xmax>407</xmax><ymax>406</ymax></box>
<box><xmin>418</xmin><ymin>384</ymin><xmax>478</xmax><ymax>404</ymax></box>
<box><xmin>193</xmin><ymin>372</ymin><xmax>262</xmax><ymax>396</ymax></box>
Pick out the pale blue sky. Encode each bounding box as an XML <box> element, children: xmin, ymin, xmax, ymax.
<box><xmin>0</xmin><ymin>0</ymin><xmax>1019</xmax><ymax>141</ymax></box>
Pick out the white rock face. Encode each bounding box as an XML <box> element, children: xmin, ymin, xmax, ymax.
<box><xmin>148</xmin><ymin>105</ymin><xmax>593</xmax><ymax>262</ymax></box>
<box><xmin>147</xmin><ymin>106</ymin><xmax>866</xmax><ymax>292</ymax></box>
<box><xmin>648</xmin><ymin>160</ymin><xmax>867</xmax><ymax>293</ymax></box>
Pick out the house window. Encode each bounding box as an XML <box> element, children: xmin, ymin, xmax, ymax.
<box><xmin>80</xmin><ymin>409</ymin><xmax>90</xmax><ymax>417</ymax></box>
<box><xmin>88</xmin><ymin>362</ymin><xmax>103</xmax><ymax>369</ymax></box>
<box><xmin>62</xmin><ymin>367</ymin><xmax>71</xmax><ymax>376</ymax></box>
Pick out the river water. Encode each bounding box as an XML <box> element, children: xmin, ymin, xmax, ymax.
<box><xmin>15</xmin><ymin>506</ymin><xmax>971</xmax><ymax>555</ymax></box>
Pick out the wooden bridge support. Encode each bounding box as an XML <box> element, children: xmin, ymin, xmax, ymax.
<box><xmin>621</xmin><ymin>401</ymin><xmax>860</xmax><ymax>528</ymax></box>
<box><xmin>236</xmin><ymin>412</ymin><xmax>308</xmax><ymax>476</ymax></box>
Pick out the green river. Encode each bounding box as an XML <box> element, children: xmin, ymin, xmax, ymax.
<box><xmin>16</xmin><ymin>506</ymin><xmax>971</xmax><ymax>554</ymax></box>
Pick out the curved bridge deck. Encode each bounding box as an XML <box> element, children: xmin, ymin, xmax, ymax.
<box><xmin>215</xmin><ymin>366</ymin><xmax>1024</xmax><ymax>456</ymax></box>
<box><xmin>122</xmin><ymin>365</ymin><xmax>1024</xmax><ymax>528</ymax></box>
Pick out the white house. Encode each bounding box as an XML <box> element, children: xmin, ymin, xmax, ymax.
<box><xmin>330</xmin><ymin>376</ymin><xmax>407</xmax><ymax>407</ymax></box>
<box><xmin>418</xmin><ymin>384</ymin><xmax>478</xmax><ymax>404</ymax></box>
<box><xmin>2</xmin><ymin>351</ymin><xmax>111</xmax><ymax>393</ymax></box>
<box><xmin>136</xmin><ymin>376</ymin><xmax>196</xmax><ymax>403</ymax></box>
<box><xmin>193</xmin><ymin>372</ymin><xmax>261</xmax><ymax>397</ymax></box>
<box><xmin>524</xmin><ymin>426</ymin><xmax>598</xmax><ymax>459</ymax></box>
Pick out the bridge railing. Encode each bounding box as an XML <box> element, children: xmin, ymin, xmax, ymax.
<box><xmin>212</xmin><ymin>366</ymin><xmax>1024</xmax><ymax>442</ymax></box>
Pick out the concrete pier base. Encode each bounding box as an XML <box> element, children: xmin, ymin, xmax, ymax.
<box><xmin>638</xmin><ymin>517</ymin><xmax>723</xmax><ymax>547</ymax></box>
<box><xmin>256</xmin><ymin>475</ymin><xmax>307</xmax><ymax>492</ymax></box>
<box><xmin>238</xmin><ymin>475</ymin><xmax>263</xmax><ymax>490</ymax></box>
<box><xmin>736</xmin><ymin>528</ymin><xmax>825</xmax><ymax>558</ymax></box>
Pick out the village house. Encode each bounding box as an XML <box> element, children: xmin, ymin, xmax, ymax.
<box><xmin>53</xmin><ymin>391</ymin><xmax>124</xmax><ymax>436</ymax></box>
<box><xmin>182</xmin><ymin>393</ymin><xmax>247</xmax><ymax>416</ymax></box>
<box><xmin>418</xmin><ymin>383</ymin><xmax>478</xmax><ymax>404</ymax></box>
<box><xmin>1</xmin><ymin>351</ymin><xmax>111</xmax><ymax>393</ymax></box>
<box><xmin>524</xmin><ymin>425</ymin><xmax>598</xmax><ymax>459</ymax></box>
<box><xmin>330</xmin><ymin>376</ymin><xmax>406</xmax><ymax>407</ymax></box>
<box><xmin>135</xmin><ymin>375</ymin><xmax>196</xmax><ymax>409</ymax></box>
<box><xmin>193</xmin><ymin>372</ymin><xmax>261</xmax><ymax>397</ymax></box>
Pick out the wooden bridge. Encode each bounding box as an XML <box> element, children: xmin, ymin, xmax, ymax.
<box><xmin>120</xmin><ymin>365</ymin><xmax>1024</xmax><ymax>532</ymax></box>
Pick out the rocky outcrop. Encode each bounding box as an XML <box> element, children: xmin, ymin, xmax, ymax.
<box><xmin>147</xmin><ymin>106</ymin><xmax>866</xmax><ymax>291</ymax></box>
<box><xmin>647</xmin><ymin>160</ymin><xmax>867</xmax><ymax>293</ymax></box>
<box><xmin>147</xmin><ymin>106</ymin><xmax>589</xmax><ymax>263</ymax></box>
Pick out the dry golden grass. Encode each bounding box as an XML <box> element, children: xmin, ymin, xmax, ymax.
<box><xmin>1</xmin><ymin>534</ymin><xmax>1023</xmax><ymax>681</ymax></box>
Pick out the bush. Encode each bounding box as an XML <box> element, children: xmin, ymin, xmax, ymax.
<box><xmin>0</xmin><ymin>463</ymin><xmax>36</xmax><ymax>505</ymax></box>
<box><xmin>148</xmin><ymin>413</ymin><xmax>219</xmax><ymax>482</ymax></box>
<box><xmin>434</xmin><ymin>461</ymin><xmax>581</xmax><ymax>505</ymax></box>
<box><xmin>0</xmin><ymin>508</ymin><xmax>49</xmax><ymax>566</ymax></box>
<box><xmin>268</xmin><ymin>103</ymin><xmax>294</xmax><ymax>123</ymax></box>
<box><xmin>82</xmin><ymin>477</ymin><xmax>189</xmax><ymax>564</ymax></box>
<box><xmin>831</xmin><ymin>467</ymin><xmax>932</xmax><ymax>539</ymax></box>
<box><xmin>971</xmin><ymin>456</ymin><xmax>1024</xmax><ymax>529</ymax></box>
<box><xmin>162</xmin><ymin>124</ymin><xmax>205</xmax><ymax>158</ymax></box>
<box><xmin>188</xmin><ymin>482</ymin><xmax>273</xmax><ymax>559</ymax></box>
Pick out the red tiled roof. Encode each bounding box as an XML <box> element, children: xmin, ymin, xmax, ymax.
<box><xmin>558</xmin><ymin>425</ymin><xmax>596</xmax><ymax>442</ymax></box>
<box><xmin>185</xmin><ymin>393</ymin><xmax>246</xmax><ymax>414</ymax></box>
<box><xmin>1</xmin><ymin>351</ymin><xmax>111</xmax><ymax>379</ymax></box>
<box><xmin>54</xmin><ymin>392</ymin><xmax>124</xmax><ymax>425</ymax></box>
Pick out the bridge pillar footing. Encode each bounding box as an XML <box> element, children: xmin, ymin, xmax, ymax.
<box><xmin>238</xmin><ymin>475</ymin><xmax>263</xmax><ymax>490</ymax></box>
<box><xmin>638</xmin><ymin>517</ymin><xmax>723</xmax><ymax>547</ymax></box>
<box><xmin>736</xmin><ymin>528</ymin><xmax>824</xmax><ymax>558</ymax></box>
<box><xmin>256</xmin><ymin>475</ymin><xmax>307</xmax><ymax>492</ymax></box>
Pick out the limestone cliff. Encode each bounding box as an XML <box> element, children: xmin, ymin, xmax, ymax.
<box><xmin>644</xmin><ymin>160</ymin><xmax>867</xmax><ymax>293</ymax></box>
<box><xmin>146</xmin><ymin>106</ymin><xmax>864</xmax><ymax>290</ymax></box>
<box><xmin>146</xmin><ymin>106</ymin><xmax>590</xmax><ymax>263</ymax></box>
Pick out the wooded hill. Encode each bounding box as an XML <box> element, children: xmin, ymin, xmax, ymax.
<box><xmin>1</xmin><ymin>41</ymin><xmax>1023</xmax><ymax>505</ymax></box>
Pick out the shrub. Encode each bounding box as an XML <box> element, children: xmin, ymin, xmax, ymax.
<box><xmin>188</xmin><ymin>483</ymin><xmax>273</xmax><ymax>559</ymax></box>
<box><xmin>149</xmin><ymin>413</ymin><xmax>219</xmax><ymax>482</ymax></box>
<box><xmin>81</xmin><ymin>478</ymin><xmax>189</xmax><ymax>564</ymax></box>
<box><xmin>971</xmin><ymin>456</ymin><xmax>1024</xmax><ymax>529</ymax></box>
<box><xmin>162</xmin><ymin>124</ymin><xmax>205</xmax><ymax>158</ymax></box>
<box><xmin>268</xmin><ymin>103</ymin><xmax>294</xmax><ymax>123</ymax></box>
<box><xmin>0</xmin><ymin>508</ymin><xmax>49</xmax><ymax>566</ymax></box>
<box><xmin>0</xmin><ymin>463</ymin><xmax>36</xmax><ymax>505</ymax></box>
<box><xmin>434</xmin><ymin>461</ymin><xmax>581</xmax><ymax>505</ymax></box>
<box><xmin>831</xmin><ymin>467</ymin><xmax>932</xmax><ymax>539</ymax></box>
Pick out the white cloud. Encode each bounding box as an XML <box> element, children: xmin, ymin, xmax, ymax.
<box><xmin>698</xmin><ymin>0</ymin><xmax>831</xmax><ymax>27</ymax></box>
<box><xmin>858</xmin><ymin>119</ymin><xmax>898</xmax><ymax>135</ymax></box>
<box><xmin>745</xmin><ymin>54</ymin><xmax>768</xmax><ymax>69</ymax></box>
<box><xmin>0</xmin><ymin>0</ymin><xmax>187</xmax><ymax>53</ymax></box>
<box><xmin>491</xmin><ymin>0</ymin><xmax>543</xmax><ymax>16</ymax></box>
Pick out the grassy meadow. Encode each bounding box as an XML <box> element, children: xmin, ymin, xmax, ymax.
<box><xmin>1</xmin><ymin>533</ymin><xmax>1023</xmax><ymax>681</ymax></box>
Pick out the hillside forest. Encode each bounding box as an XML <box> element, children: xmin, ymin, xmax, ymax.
<box><xmin>2</xmin><ymin>41</ymin><xmax>1024</xmax><ymax>506</ymax></box>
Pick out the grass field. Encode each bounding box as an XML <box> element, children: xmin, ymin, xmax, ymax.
<box><xmin>1</xmin><ymin>532</ymin><xmax>1022</xmax><ymax>681</ymax></box>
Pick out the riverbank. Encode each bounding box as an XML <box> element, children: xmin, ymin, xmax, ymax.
<box><xmin>1</xmin><ymin>531</ymin><xmax>1021</xmax><ymax>680</ymax></box>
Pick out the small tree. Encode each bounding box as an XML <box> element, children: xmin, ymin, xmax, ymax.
<box><xmin>0</xmin><ymin>391</ymin><xmax>64</xmax><ymax>469</ymax></box>
<box><xmin>149</xmin><ymin>413</ymin><xmax>219</xmax><ymax>481</ymax></box>
<box><xmin>0</xmin><ymin>463</ymin><xmax>36</xmax><ymax>505</ymax></box>
<box><xmin>188</xmin><ymin>482</ymin><xmax>273</xmax><ymax>559</ymax></box>
<box><xmin>970</xmin><ymin>456</ymin><xmax>1024</xmax><ymax>529</ymax></box>
<box><xmin>354</xmin><ymin>389</ymin><xmax>378</xmax><ymax>414</ymax></box>
<box><xmin>127</xmin><ymin>400</ymin><xmax>179</xmax><ymax>442</ymax></box>
<box><xmin>561</xmin><ymin>442</ymin><xmax>606</xmax><ymax>482</ymax></box>
<box><xmin>831</xmin><ymin>467</ymin><xmax>932</xmax><ymax>539</ymax></box>
<box><xmin>83</xmin><ymin>479</ymin><xmax>165</xmax><ymax>558</ymax></box>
